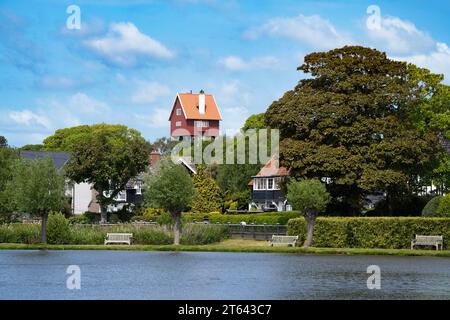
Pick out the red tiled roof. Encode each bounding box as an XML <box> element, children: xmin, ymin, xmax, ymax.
<box><xmin>248</xmin><ymin>156</ymin><xmax>290</xmax><ymax>185</ymax></box>
<box><xmin>176</xmin><ymin>93</ymin><xmax>222</xmax><ymax>120</ymax></box>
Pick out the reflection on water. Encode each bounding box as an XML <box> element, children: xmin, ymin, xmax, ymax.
<box><xmin>0</xmin><ymin>250</ymin><xmax>449</xmax><ymax>300</ymax></box>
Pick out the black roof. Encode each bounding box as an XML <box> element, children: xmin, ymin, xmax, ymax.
<box><xmin>20</xmin><ymin>150</ymin><xmax>71</xmax><ymax>170</ymax></box>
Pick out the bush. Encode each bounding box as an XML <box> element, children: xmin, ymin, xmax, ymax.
<box><xmin>69</xmin><ymin>212</ymin><xmax>100</xmax><ymax>224</ymax></box>
<box><xmin>288</xmin><ymin>217</ymin><xmax>450</xmax><ymax>249</ymax></box>
<box><xmin>143</xmin><ymin>208</ymin><xmax>166</xmax><ymax>217</ymax></box>
<box><xmin>181</xmin><ymin>224</ymin><xmax>230</xmax><ymax>245</ymax></box>
<box><xmin>422</xmin><ymin>196</ymin><xmax>442</xmax><ymax>217</ymax></box>
<box><xmin>183</xmin><ymin>211</ymin><xmax>302</xmax><ymax>225</ymax></box>
<box><xmin>437</xmin><ymin>194</ymin><xmax>450</xmax><ymax>217</ymax></box>
<box><xmin>0</xmin><ymin>224</ymin><xmax>41</xmax><ymax>244</ymax></box>
<box><xmin>47</xmin><ymin>212</ymin><xmax>71</xmax><ymax>244</ymax></box>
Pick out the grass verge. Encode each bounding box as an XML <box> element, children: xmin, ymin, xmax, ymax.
<box><xmin>1</xmin><ymin>239</ymin><xmax>450</xmax><ymax>257</ymax></box>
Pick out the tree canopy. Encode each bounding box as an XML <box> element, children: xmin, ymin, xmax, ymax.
<box><xmin>65</xmin><ymin>125</ymin><xmax>150</xmax><ymax>222</ymax></box>
<box><xmin>265</xmin><ymin>46</ymin><xmax>439</xmax><ymax>214</ymax></box>
<box><xmin>4</xmin><ymin>158</ymin><xmax>67</xmax><ymax>243</ymax></box>
<box><xmin>144</xmin><ymin>161</ymin><xmax>195</xmax><ymax>244</ymax></box>
<box><xmin>242</xmin><ymin>113</ymin><xmax>266</xmax><ymax>131</ymax></box>
<box><xmin>191</xmin><ymin>165</ymin><xmax>222</xmax><ymax>213</ymax></box>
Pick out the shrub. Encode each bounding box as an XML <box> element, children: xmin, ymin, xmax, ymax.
<box><xmin>422</xmin><ymin>196</ymin><xmax>442</xmax><ymax>217</ymax></box>
<box><xmin>288</xmin><ymin>217</ymin><xmax>450</xmax><ymax>249</ymax></box>
<box><xmin>69</xmin><ymin>212</ymin><xmax>100</xmax><ymax>224</ymax></box>
<box><xmin>47</xmin><ymin>212</ymin><xmax>71</xmax><ymax>244</ymax></box>
<box><xmin>0</xmin><ymin>224</ymin><xmax>41</xmax><ymax>244</ymax></box>
<box><xmin>183</xmin><ymin>211</ymin><xmax>302</xmax><ymax>225</ymax></box>
<box><xmin>143</xmin><ymin>208</ymin><xmax>165</xmax><ymax>217</ymax></box>
<box><xmin>180</xmin><ymin>224</ymin><xmax>230</xmax><ymax>245</ymax></box>
<box><xmin>132</xmin><ymin>226</ymin><xmax>173</xmax><ymax>245</ymax></box>
<box><xmin>436</xmin><ymin>194</ymin><xmax>450</xmax><ymax>217</ymax></box>
<box><xmin>70</xmin><ymin>226</ymin><xmax>105</xmax><ymax>244</ymax></box>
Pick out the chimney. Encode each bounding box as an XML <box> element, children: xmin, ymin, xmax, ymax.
<box><xmin>198</xmin><ymin>89</ymin><xmax>205</xmax><ymax>115</ymax></box>
<box><xmin>149</xmin><ymin>149</ymin><xmax>161</xmax><ymax>167</ymax></box>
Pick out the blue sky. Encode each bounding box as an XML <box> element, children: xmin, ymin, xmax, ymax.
<box><xmin>1</xmin><ymin>0</ymin><xmax>449</xmax><ymax>147</ymax></box>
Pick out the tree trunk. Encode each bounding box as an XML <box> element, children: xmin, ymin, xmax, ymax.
<box><xmin>40</xmin><ymin>212</ymin><xmax>48</xmax><ymax>244</ymax></box>
<box><xmin>173</xmin><ymin>212</ymin><xmax>181</xmax><ymax>245</ymax></box>
<box><xmin>100</xmin><ymin>206</ymin><xmax>108</xmax><ymax>224</ymax></box>
<box><xmin>304</xmin><ymin>211</ymin><xmax>317</xmax><ymax>247</ymax></box>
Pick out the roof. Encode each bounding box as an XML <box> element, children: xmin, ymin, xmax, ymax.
<box><xmin>20</xmin><ymin>150</ymin><xmax>71</xmax><ymax>170</ymax></box>
<box><xmin>172</xmin><ymin>92</ymin><xmax>222</xmax><ymax>121</ymax></box>
<box><xmin>248</xmin><ymin>156</ymin><xmax>290</xmax><ymax>186</ymax></box>
<box><xmin>174</xmin><ymin>156</ymin><xmax>197</xmax><ymax>174</ymax></box>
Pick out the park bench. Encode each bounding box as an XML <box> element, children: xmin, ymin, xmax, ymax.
<box><xmin>104</xmin><ymin>233</ymin><xmax>133</xmax><ymax>245</ymax></box>
<box><xmin>269</xmin><ymin>235</ymin><xmax>298</xmax><ymax>247</ymax></box>
<box><xmin>411</xmin><ymin>235</ymin><xmax>443</xmax><ymax>250</ymax></box>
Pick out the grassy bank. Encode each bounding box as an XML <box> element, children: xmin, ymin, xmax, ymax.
<box><xmin>1</xmin><ymin>239</ymin><xmax>450</xmax><ymax>257</ymax></box>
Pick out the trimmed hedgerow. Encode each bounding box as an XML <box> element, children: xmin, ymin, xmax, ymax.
<box><xmin>288</xmin><ymin>217</ymin><xmax>450</xmax><ymax>249</ymax></box>
<box><xmin>183</xmin><ymin>211</ymin><xmax>302</xmax><ymax>225</ymax></box>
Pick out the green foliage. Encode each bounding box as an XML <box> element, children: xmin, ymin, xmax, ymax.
<box><xmin>0</xmin><ymin>224</ymin><xmax>229</xmax><ymax>245</ymax></box>
<box><xmin>4</xmin><ymin>157</ymin><xmax>67</xmax><ymax>216</ymax></box>
<box><xmin>242</xmin><ymin>113</ymin><xmax>266</xmax><ymax>130</ymax></box>
<box><xmin>69</xmin><ymin>212</ymin><xmax>100</xmax><ymax>224</ymax></box>
<box><xmin>266</xmin><ymin>46</ymin><xmax>439</xmax><ymax>214</ymax></box>
<box><xmin>148</xmin><ymin>137</ymin><xmax>179</xmax><ymax>154</ymax></box>
<box><xmin>47</xmin><ymin>212</ymin><xmax>71</xmax><ymax>244</ymax></box>
<box><xmin>287</xmin><ymin>179</ymin><xmax>331</xmax><ymax>214</ymax></box>
<box><xmin>183</xmin><ymin>211</ymin><xmax>302</xmax><ymax>225</ymax></box>
<box><xmin>19</xmin><ymin>144</ymin><xmax>44</xmax><ymax>151</ymax></box>
<box><xmin>180</xmin><ymin>224</ymin><xmax>230</xmax><ymax>245</ymax></box>
<box><xmin>0</xmin><ymin>146</ymin><xmax>19</xmax><ymax>215</ymax></box>
<box><xmin>422</xmin><ymin>196</ymin><xmax>442</xmax><ymax>217</ymax></box>
<box><xmin>191</xmin><ymin>165</ymin><xmax>222</xmax><ymax>213</ymax></box>
<box><xmin>0</xmin><ymin>224</ymin><xmax>41</xmax><ymax>244</ymax></box>
<box><xmin>144</xmin><ymin>161</ymin><xmax>195</xmax><ymax>214</ymax></box>
<box><xmin>436</xmin><ymin>194</ymin><xmax>450</xmax><ymax>217</ymax></box>
<box><xmin>65</xmin><ymin>124</ymin><xmax>150</xmax><ymax>213</ymax></box>
<box><xmin>288</xmin><ymin>217</ymin><xmax>450</xmax><ymax>249</ymax></box>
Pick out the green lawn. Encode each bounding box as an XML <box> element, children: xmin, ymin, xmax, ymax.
<box><xmin>1</xmin><ymin>239</ymin><xmax>450</xmax><ymax>257</ymax></box>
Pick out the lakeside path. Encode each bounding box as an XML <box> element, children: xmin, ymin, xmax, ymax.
<box><xmin>1</xmin><ymin>239</ymin><xmax>450</xmax><ymax>257</ymax></box>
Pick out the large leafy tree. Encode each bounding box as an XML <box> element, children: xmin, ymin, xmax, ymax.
<box><xmin>242</xmin><ymin>113</ymin><xmax>266</xmax><ymax>131</ymax></box>
<box><xmin>65</xmin><ymin>125</ymin><xmax>150</xmax><ymax>222</ymax></box>
<box><xmin>191</xmin><ymin>165</ymin><xmax>222</xmax><ymax>213</ymax></box>
<box><xmin>144</xmin><ymin>161</ymin><xmax>195</xmax><ymax>245</ymax></box>
<box><xmin>4</xmin><ymin>158</ymin><xmax>67</xmax><ymax>243</ymax></box>
<box><xmin>266</xmin><ymin>46</ymin><xmax>438</xmax><ymax>214</ymax></box>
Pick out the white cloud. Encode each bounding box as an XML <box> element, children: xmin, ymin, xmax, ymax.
<box><xmin>244</xmin><ymin>14</ymin><xmax>352</xmax><ymax>49</ymax></box>
<box><xmin>365</xmin><ymin>15</ymin><xmax>435</xmax><ymax>55</ymax></box>
<box><xmin>393</xmin><ymin>42</ymin><xmax>450</xmax><ymax>84</ymax></box>
<box><xmin>219</xmin><ymin>55</ymin><xmax>279</xmax><ymax>71</ymax></box>
<box><xmin>131</xmin><ymin>81</ymin><xmax>171</xmax><ymax>104</ymax></box>
<box><xmin>9</xmin><ymin>110</ymin><xmax>52</xmax><ymax>129</ymax></box>
<box><xmin>84</xmin><ymin>22</ymin><xmax>175</xmax><ymax>67</ymax></box>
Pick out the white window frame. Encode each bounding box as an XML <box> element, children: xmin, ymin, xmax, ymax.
<box><xmin>195</xmin><ymin>120</ymin><xmax>209</xmax><ymax>128</ymax></box>
<box><xmin>176</xmin><ymin>108</ymin><xmax>182</xmax><ymax>116</ymax></box>
<box><xmin>253</xmin><ymin>177</ymin><xmax>281</xmax><ymax>190</ymax></box>
<box><xmin>115</xmin><ymin>190</ymin><xmax>127</xmax><ymax>202</ymax></box>
<box><xmin>175</xmin><ymin>121</ymin><xmax>181</xmax><ymax>127</ymax></box>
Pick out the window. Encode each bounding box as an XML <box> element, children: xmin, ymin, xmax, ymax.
<box><xmin>176</xmin><ymin>108</ymin><xmax>182</xmax><ymax>116</ymax></box>
<box><xmin>267</xmin><ymin>178</ymin><xmax>273</xmax><ymax>190</ymax></box>
<box><xmin>254</xmin><ymin>178</ymin><xmax>267</xmax><ymax>190</ymax></box>
<box><xmin>195</xmin><ymin>120</ymin><xmax>209</xmax><ymax>128</ymax></box>
<box><xmin>175</xmin><ymin>121</ymin><xmax>181</xmax><ymax>127</ymax></box>
<box><xmin>115</xmin><ymin>190</ymin><xmax>127</xmax><ymax>202</ymax></box>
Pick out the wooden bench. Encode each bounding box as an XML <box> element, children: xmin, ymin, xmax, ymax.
<box><xmin>269</xmin><ymin>235</ymin><xmax>298</xmax><ymax>247</ymax></box>
<box><xmin>104</xmin><ymin>233</ymin><xmax>133</xmax><ymax>245</ymax></box>
<box><xmin>411</xmin><ymin>235</ymin><xmax>443</xmax><ymax>250</ymax></box>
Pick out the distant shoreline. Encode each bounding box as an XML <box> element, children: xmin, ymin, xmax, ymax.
<box><xmin>1</xmin><ymin>240</ymin><xmax>449</xmax><ymax>257</ymax></box>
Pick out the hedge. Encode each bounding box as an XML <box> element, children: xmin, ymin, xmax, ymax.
<box><xmin>183</xmin><ymin>211</ymin><xmax>303</xmax><ymax>225</ymax></box>
<box><xmin>288</xmin><ymin>217</ymin><xmax>450</xmax><ymax>249</ymax></box>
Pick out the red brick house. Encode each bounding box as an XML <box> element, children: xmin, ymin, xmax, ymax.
<box><xmin>169</xmin><ymin>90</ymin><xmax>222</xmax><ymax>140</ymax></box>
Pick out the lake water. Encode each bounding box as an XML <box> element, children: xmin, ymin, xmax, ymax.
<box><xmin>0</xmin><ymin>250</ymin><xmax>449</xmax><ymax>300</ymax></box>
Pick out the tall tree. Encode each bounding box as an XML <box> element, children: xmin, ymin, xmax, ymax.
<box><xmin>242</xmin><ymin>113</ymin><xmax>266</xmax><ymax>131</ymax></box>
<box><xmin>266</xmin><ymin>46</ymin><xmax>438</xmax><ymax>214</ymax></box>
<box><xmin>191</xmin><ymin>165</ymin><xmax>222</xmax><ymax>213</ymax></box>
<box><xmin>144</xmin><ymin>161</ymin><xmax>195</xmax><ymax>245</ymax></box>
<box><xmin>287</xmin><ymin>179</ymin><xmax>330</xmax><ymax>247</ymax></box>
<box><xmin>65</xmin><ymin>125</ymin><xmax>150</xmax><ymax>222</ymax></box>
<box><xmin>4</xmin><ymin>158</ymin><xmax>67</xmax><ymax>243</ymax></box>
<box><xmin>0</xmin><ymin>146</ymin><xmax>19</xmax><ymax>216</ymax></box>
